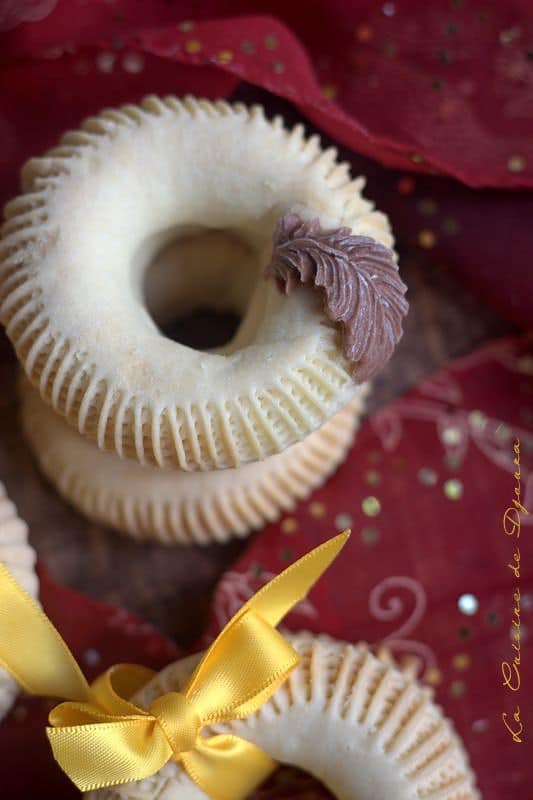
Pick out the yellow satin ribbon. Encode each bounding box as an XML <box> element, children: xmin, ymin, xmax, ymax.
<box><xmin>0</xmin><ymin>532</ymin><xmax>349</xmax><ymax>799</ymax></box>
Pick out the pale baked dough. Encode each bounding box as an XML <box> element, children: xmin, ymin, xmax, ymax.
<box><xmin>0</xmin><ymin>481</ymin><xmax>39</xmax><ymax>721</ymax></box>
<box><xmin>20</xmin><ymin>378</ymin><xmax>368</xmax><ymax>544</ymax></box>
<box><xmin>0</xmin><ymin>96</ymin><xmax>393</xmax><ymax>470</ymax></box>
<box><xmin>86</xmin><ymin>632</ymin><xmax>480</xmax><ymax>800</ymax></box>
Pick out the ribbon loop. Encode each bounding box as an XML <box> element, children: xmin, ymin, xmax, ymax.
<box><xmin>150</xmin><ymin>693</ymin><xmax>201</xmax><ymax>754</ymax></box>
<box><xmin>0</xmin><ymin>531</ymin><xmax>349</xmax><ymax>800</ymax></box>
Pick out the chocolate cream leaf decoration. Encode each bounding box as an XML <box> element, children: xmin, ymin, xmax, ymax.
<box><xmin>267</xmin><ymin>213</ymin><xmax>409</xmax><ymax>381</ymax></box>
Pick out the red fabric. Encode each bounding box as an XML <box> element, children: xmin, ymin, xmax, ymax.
<box><xmin>1</xmin><ymin>0</ymin><xmax>532</xmax><ymax>189</ymax></box>
<box><xmin>1</xmin><ymin>335</ymin><xmax>531</xmax><ymax>797</ymax></box>
<box><xmin>0</xmin><ymin>2</ymin><xmax>532</xmax><ymax>327</ymax></box>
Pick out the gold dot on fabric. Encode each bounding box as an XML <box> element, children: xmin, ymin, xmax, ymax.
<box><xmin>178</xmin><ymin>21</ymin><xmax>195</xmax><ymax>32</ymax></box>
<box><xmin>309</xmin><ymin>501</ymin><xmax>326</xmax><ymax>519</ymax></box>
<box><xmin>458</xmin><ymin>593</ymin><xmax>478</xmax><ymax>615</ymax></box>
<box><xmin>393</xmin><ymin>456</ymin><xmax>407</xmax><ymax>472</ymax></box>
<box><xmin>418</xmin><ymin>467</ymin><xmax>438</xmax><ymax>486</ymax></box>
<box><xmin>356</xmin><ymin>24</ymin><xmax>373</xmax><ymax>42</ymax></box>
<box><xmin>361</xmin><ymin>527</ymin><xmax>380</xmax><ymax>544</ymax></box>
<box><xmin>367</xmin><ymin>450</ymin><xmax>382</xmax><ymax>464</ymax></box>
<box><xmin>441</xmin><ymin>425</ymin><xmax>462</xmax><ymax>445</ymax></box>
<box><xmin>272</xmin><ymin>61</ymin><xmax>285</xmax><ymax>73</ymax></box>
<box><xmin>418</xmin><ymin>229</ymin><xmax>437</xmax><ymax>249</ymax></box>
<box><xmin>397</xmin><ymin>176</ymin><xmax>415</xmax><ymax>194</ymax></box>
<box><xmin>411</xmin><ymin>152</ymin><xmax>424</xmax><ymax>164</ymax></box>
<box><xmin>122</xmin><ymin>52</ymin><xmax>145</xmax><ymax>74</ymax></box>
<box><xmin>508</xmin><ymin>154</ymin><xmax>526</xmax><ymax>173</ymax></box>
<box><xmin>418</xmin><ymin>197</ymin><xmax>438</xmax><ymax>216</ymax></box>
<box><xmin>264</xmin><ymin>34</ymin><xmax>278</xmax><ymax>49</ymax></box>
<box><xmin>13</xmin><ymin>705</ymin><xmax>28</xmax><ymax>722</ymax></box>
<box><xmin>322</xmin><ymin>84</ymin><xmax>338</xmax><ymax>99</ymax></box>
<box><xmin>441</xmin><ymin>216</ymin><xmax>460</xmax><ymax>235</ymax></box>
<box><xmin>424</xmin><ymin>667</ymin><xmax>442</xmax><ymax>686</ymax></box>
<box><xmin>96</xmin><ymin>51</ymin><xmax>115</xmax><ymax>73</ymax></box>
<box><xmin>450</xmin><ymin>680</ymin><xmax>466</xmax><ymax>698</ymax></box>
<box><xmin>362</xmin><ymin>496</ymin><xmax>381</xmax><ymax>517</ymax></box>
<box><xmin>452</xmin><ymin>653</ymin><xmax>471</xmax><ymax>670</ymax></box>
<box><xmin>335</xmin><ymin>512</ymin><xmax>353</xmax><ymax>530</ymax></box>
<box><xmin>445</xmin><ymin>452</ymin><xmax>461</xmax><ymax>471</ymax></box>
<box><xmin>499</xmin><ymin>26</ymin><xmax>521</xmax><ymax>46</ymax></box>
<box><xmin>185</xmin><ymin>39</ymin><xmax>202</xmax><ymax>54</ymax></box>
<box><xmin>241</xmin><ymin>40</ymin><xmax>255</xmax><ymax>53</ymax></box>
<box><xmin>383</xmin><ymin>41</ymin><xmax>397</xmax><ymax>57</ymax></box>
<box><xmin>468</xmin><ymin>409</ymin><xmax>488</xmax><ymax>432</ymax></box>
<box><xmin>281</xmin><ymin>517</ymin><xmax>298</xmax><ymax>534</ymax></box>
<box><xmin>365</xmin><ymin>469</ymin><xmax>381</xmax><ymax>486</ymax></box>
<box><xmin>444</xmin><ymin>478</ymin><xmax>463</xmax><ymax>500</ymax></box>
<box><xmin>217</xmin><ymin>49</ymin><xmax>234</xmax><ymax>64</ymax></box>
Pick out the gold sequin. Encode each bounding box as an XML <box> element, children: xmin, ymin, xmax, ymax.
<box><xmin>397</xmin><ymin>176</ymin><xmax>415</xmax><ymax>194</ymax></box>
<box><xmin>309</xmin><ymin>501</ymin><xmax>326</xmax><ymax>519</ymax></box>
<box><xmin>450</xmin><ymin>680</ymin><xmax>466</xmax><ymax>698</ymax></box>
<box><xmin>441</xmin><ymin>425</ymin><xmax>462</xmax><ymax>445</ymax></box>
<box><xmin>418</xmin><ymin>229</ymin><xmax>436</xmax><ymax>249</ymax></box>
<box><xmin>444</xmin><ymin>478</ymin><xmax>463</xmax><ymax>500</ymax></box>
<box><xmin>264</xmin><ymin>35</ymin><xmax>278</xmax><ymax>50</ymax></box>
<box><xmin>367</xmin><ymin>450</ymin><xmax>382</xmax><ymax>464</ymax></box>
<box><xmin>458</xmin><ymin>593</ymin><xmax>478</xmax><ymax>615</ymax></box>
<box><xmin>185</xmin><ymin>40</ymin><xmax>202</xmax><ymax>54</ymax></box>
<box><xmin>335</xmin><ymin>512</ymin><xmax>353</xmax><ymax>530</ymax></box>
<box><xmin>272</xmin><ymin>61</ymin><xmax>285</xmax><ymax>73</ymax></box>
<box><xmin>355</xmin><ymin>25</ymin><xmax>373</xmax><ymax>42</ymax></box>
<box><xmin>418</xmin><ymin>467</ymin><xmax>438</xmax><ymax>486</ymax></box>
<box><xmin>361</xmin><ymin>527</ymin><xmax>380</xmax><ymax>544</ymax></box>
<box><xmin>217</xmin><ymin>50</ymin><xmax>234</xmax><ymax>64</ymax></box>
<box><xmin>508</xmin><ymin>154</ymin><xmax>526</xmax><ymax>173</ymax></box>
<box><xmin>365</xmin><ymin>469</ymin><xmax>381</xmax><ymax>486</ymax></box>
<box><xmin>241</xmin><ymin>41</ymin><xmax>255</xmax><ymax>53</ymax></box>
<box><xmin>424</xmin><ymin>667</ymin><xmax>442</xmax><ymax>686</ymax></box>
<box><xmin>362</xmin><ymin>496</ymin><xmax>381</xmax><ymax>517</ymax></box>
<box><xmin>452</xmin><ymin>653</ymin><xmax>471</xmax><ymax>671</ymax></box>
<box><xmin>178</xmin><ymin>21</ymin><xmax>195</xmax><ymax>32</ymax></box>
<box><xmin>322</xmin><ymin>84</ymin><xmax>338</xmax><ymax>100</ymax></box>
<box><xmin>281</xmin><ymin>517</ymin><xmax>298</xmax><ymax>534</ymax></box>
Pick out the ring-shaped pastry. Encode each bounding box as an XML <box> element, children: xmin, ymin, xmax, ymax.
<box><xmin>87</xmin><ymin>632</ymin><xmax>480</xmax><ymax>800</ymax></box>
<box><xmin>20</xmin><ymin>378</ymin><xmax>368</xmax><ymax>544</ymax></box>
<box><xmin>0</xmin><ymin>482</ymin><xmax>39</xmax><ymax>720</ymax></box>
<box><xmin>0</xmin><ymin>96</ymin><xmax>404</xmax><ymax>470</ymax></box>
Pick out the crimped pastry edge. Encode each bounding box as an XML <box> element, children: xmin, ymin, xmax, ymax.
<box><xmin>1</xmin><ymin>95</ymin><xmax>394</xmax><ymax>470</ymax></box>
<box><xmin>0</xmin><ymin>481</ymin><xmax>39</xmax><ymax>721</ymax></box>
<box><xmin>87</xmin><ymin>632</ymin><xmax>480</xmax><ymax>800</ymax></box>
<box><xmin>20</xmin><ymin>378</ymin><xmax>368</xmax><ymax>544</ymax></box>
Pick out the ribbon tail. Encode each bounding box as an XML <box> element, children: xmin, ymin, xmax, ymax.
<box><xmin>0</xmin><ymin>562</ymin><xmax>90</xmax><ymax>702</ymax></box>
<box><xmin>47</xmin><ymin>717</ymin><xmax>172</xmax><ymax>792</ymax></box>
<box><xmin>239</xmin><ymin>530</ymin><xmax>350</xmax><ymax>628</ymax></box>
<box><xmin>182</xmin><ymin>734</ymin><xmax>276</xmax><ymax>800</ymax></box>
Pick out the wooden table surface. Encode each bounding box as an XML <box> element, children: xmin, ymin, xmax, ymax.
<box><xmin>0</xmin><ymin>91</ymin><xmax>516</xmax><ymax>649</ymax></box>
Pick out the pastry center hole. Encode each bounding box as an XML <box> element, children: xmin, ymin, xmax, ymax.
<box><xmin>260</xmin><ymin>766</ymin><xmax>335</xmax><ymax>796</ymax></box>
<box><xmin>143</xmin><ymin>230</ymin><xmax>258</xmax><ymax>351</ymax></box>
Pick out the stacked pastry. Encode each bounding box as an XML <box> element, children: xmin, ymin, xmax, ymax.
<box><xmin>0</xmin><ymin>96</ymin><xmax>408</xmax><ymax>544</ymax></box>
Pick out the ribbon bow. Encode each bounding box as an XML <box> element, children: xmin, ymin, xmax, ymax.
<box><xmin>0</xmin><ymin>532</ymin><xmax>348</xmax><ymax>799</ymax></box>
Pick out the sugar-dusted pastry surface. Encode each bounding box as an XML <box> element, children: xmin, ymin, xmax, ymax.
<box><xmin>0</xmin><ymin>96</ymin><xmax>394</xmax><ymax>470</ymax></box>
